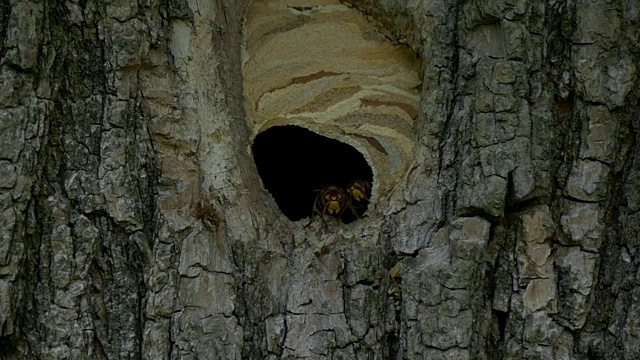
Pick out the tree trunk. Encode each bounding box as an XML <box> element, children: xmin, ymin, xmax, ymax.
<box><xmin>1</xmin><ymin>0</ymin><xmax>639</xmax><ymax>359</ymax></box>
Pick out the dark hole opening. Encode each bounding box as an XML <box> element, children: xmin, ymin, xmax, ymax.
<box><xmin>252</xmin><ymin>125</ymin><xmax>373</xmax><ymax>223</ymax></box>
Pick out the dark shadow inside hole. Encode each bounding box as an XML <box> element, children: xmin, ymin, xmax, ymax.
<box><xmin>252</xmin><ymin>125</ymin><xmax>373</xmax><ymax>223</ymax></box>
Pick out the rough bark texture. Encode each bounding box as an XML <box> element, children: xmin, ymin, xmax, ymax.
<box><xmin>1</xmin><ymin>0</ymin><xmax>639</xmax><ymax>359</ymax></box>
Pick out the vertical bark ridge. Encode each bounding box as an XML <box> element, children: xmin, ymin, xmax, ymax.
<box><xmin>2</xmin><ymin>0</ymin><xmax>640</xmax><ymax>359</ymax></box>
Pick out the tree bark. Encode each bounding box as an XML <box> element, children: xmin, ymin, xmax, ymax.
<box><xmin>1</xmin><ymin>0</ymin><xmax>639</xmax><ymax>359</ymax></box>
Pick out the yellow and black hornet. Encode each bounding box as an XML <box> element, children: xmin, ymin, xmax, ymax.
<box><xmin>346</xmin><ymin>180</ymin><xmax>371</xmax><ymax>218</ymax></box>
<box><xmin>307</xmin><ymin>185</ymin><xmax>348</xmax><ymax>228</ymax></box>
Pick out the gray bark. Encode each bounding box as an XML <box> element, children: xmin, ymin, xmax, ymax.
<box><xmin>1</xmin><ymin>0</ymin><xmax>639</xmax><ymax>359</ymax></box>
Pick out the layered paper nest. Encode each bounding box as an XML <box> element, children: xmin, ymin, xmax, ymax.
<box><xmin>243</xmin><ymin>0</ymin><xmax>421</xmax><ymax>196</ymax></box>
